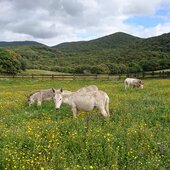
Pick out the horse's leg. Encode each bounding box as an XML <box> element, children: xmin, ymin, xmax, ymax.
<box><xmin>105</xmin><ymin>98</ymin><xmax>110</xmax><ymax>117</ymax></box>
<box><xmin>98</xmin><ymin>106</ymin><xmax>108</xmax><ymax>117</ymax></box>
<box><xmin>71</xmin><ymin>107</ymin><xmax>77</xmax><ymax>118</ymax></box>
<box><xmin>37</xmin><ymin>93</ymin><xmax>42</xmax><ymax>106</ymax></box>
<box><xmin>125</xmin><ymin>82</ymin><xmax>128</xmax><ymax>89</ymax></box>
<box><xmin>37</xmin><ymin>100</ymin><xmax>42</xmax><ymax>106</ymax></box>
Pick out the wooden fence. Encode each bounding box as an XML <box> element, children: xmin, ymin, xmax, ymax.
<box><xmin>0</xmin><ymin>71</ymin><xmax>170</xmax><ymax>80</ymax></box>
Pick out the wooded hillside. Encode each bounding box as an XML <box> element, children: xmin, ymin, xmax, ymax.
<box><xmin>1</xmin><ymin>32</ymin><xmax>170</xmax><ymax>74</ymax></box>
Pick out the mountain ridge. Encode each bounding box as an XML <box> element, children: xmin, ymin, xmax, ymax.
<box><xmin>0</xmin><ymin>41</ymin><xmax>46</xmax><ymax>47</ymax></box>
<box><xmin>52</xmin><ymin>32</ymin><xmax>143</xmax><ymax>52</ymax></box>
<box><xmin>1</xmin><ymin>32</ymin><xmax>169</xmax><ymax>49</ymax></box>
<box><xmin>1</xmin><ymin>32</ymin><xmax>170</xmax><ymax>74</ymax></box>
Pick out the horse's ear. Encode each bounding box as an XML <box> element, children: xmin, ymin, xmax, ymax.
<box><xmin>52</xmin><ymin>88</ymin><xmax>55</xmax><ymax>93</ymax></box>
<box><xmin>60</xmin><ymin>88</ymin><xmax>63</xmax><ymax>93</ymax></box>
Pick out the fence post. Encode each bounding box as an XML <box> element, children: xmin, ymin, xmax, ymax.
<box><xmin>142</xmin><ymin>72</ymin><xmax>145</xmax><ymax>78</ymax></box>
<box><xmin>118</xmin><ymin>74</ymin><xmax>121</xmax><ymax>80</ymax></box>
<box><xmin>32</xmin><ymin>74</ymin><xmax>34</xmax><ymax>79</ymax></box>
<box><xmin>96</xmin><ymin>74</ymin><xmax>98</xmax><ymax>80</ymax></box>
<box><xmin>152</xmin><ymin>71</ymin><xmax>154</xmax><ymax>78</ymax></box>
<box><xmin>162</xmin><ymin>71</ymin><xmax>165</xmax><ymax>78</ymax></box>
<box><xmin>136</xmin><ymin>73</ymin><xmax>138</xmax><ymax>78</ymax></box>
<box><xmin>108</xmin><ymin>74</ymin><xmax>110</xmax><ymax>80</ymax></box>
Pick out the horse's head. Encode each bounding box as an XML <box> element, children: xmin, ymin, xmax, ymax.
<box><xmin>52</xmin><ymin>88</ymin><xmax>63</xmax><ymax>110</ymax></box>
<box><xmin>139</xmin><ymin>80</ymin><xmax>144</xmax><ymax>89</ymax></box>
<box><xmin>27</xmin><ymin>96</ymin><xmax>34</xmax><ymax>106</ymax></box>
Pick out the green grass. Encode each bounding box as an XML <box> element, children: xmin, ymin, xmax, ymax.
<box><xmin>146</xmin><ymin>69</ymin><xmax>170</xmax><ymax>73</ymax></box>
<box><xmin>21</xmin><ymin>69</ymin><xmax>66</xmax><ymax>75</ymax></box>
<box><xmin>0</xmin><ymin>79</ymin><xmax>170</xmax><ymax>170</ymax></box>
<box><xmin>155</xmin><ymin>69</ymin><xmax>170</xmax><ymax>72</ymax></box>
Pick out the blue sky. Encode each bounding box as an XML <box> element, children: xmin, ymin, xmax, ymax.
<box><xmin>0</xmin><ymin>0</ymin><xmax>170</xmax><ymax>45</ymax></box>
<box><xmin>124</xmin><ymin>7</ymin><xmax>170</xmax><ymax>28</ymax></box>
<box><xmin>124</xmin><ymin>15</ymin><xmax>165</xmax><ymax>28</ymax></box>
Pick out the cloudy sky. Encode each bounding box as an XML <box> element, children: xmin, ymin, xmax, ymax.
<box><xmin>0</xmin><ymin>0</ymin><xmax>170</xmax><ymax>46</ymax></box>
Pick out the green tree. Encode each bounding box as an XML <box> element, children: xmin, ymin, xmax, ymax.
<box><xmin>107</xmin><ymin>63</ymin><xmax>120</xmax><ymax>74</ymax></box>
<box><xmin>91</xmin><ymin>64</ymin><xmax>110</xmax><ymax>74</ymax></box>
<box><xmin>0</xmin><ymin>49</ymin><xmax>22</xmax><ymax>73</ymax></box>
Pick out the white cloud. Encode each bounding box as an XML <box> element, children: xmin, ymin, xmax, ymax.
<box><xmin>0</xmin><ymin>0</ymin><xmax>169</xmax><ymax>45</ymax></box>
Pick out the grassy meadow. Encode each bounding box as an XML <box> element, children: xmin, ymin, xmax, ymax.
<box><xmin>0</xmin><ymin>78</ymin><xmax>169</xmax><ymax>170</ymax></box>
<box><xmin>21</xmin><ymin>69</ymin><xmax>66</xmax><ymax>75</ymax></box>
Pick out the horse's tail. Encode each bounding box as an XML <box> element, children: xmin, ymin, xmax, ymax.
<box><xmin>105</xmin><ymin>95</ymin><xmax>110</xmax><ymax>117</ymax></box>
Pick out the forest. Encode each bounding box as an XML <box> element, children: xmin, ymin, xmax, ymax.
<box><xmin>0</xmin><ymin>32</ymin><xmax>170</xmax><ymax>74</ymax></box>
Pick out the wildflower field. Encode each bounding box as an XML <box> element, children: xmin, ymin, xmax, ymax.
<box><xmin>0</xmin><ymin>78</ymin><xmax>169</xmax><ymax>170</ymax></box>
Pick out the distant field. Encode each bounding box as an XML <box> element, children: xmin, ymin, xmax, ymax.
<box><xmin>0</xmin><ymin>79</ymin><xmax>169</xmax><ymax>169</ymax></box>
<box><xmin>158</xmin><ymin>69</ymin><xmax>170</xmax><ymax>72</ymax></box>
<box><xmin>22</xmin><ymin>69</ymin><xmax>66</xmax><ymax>75</ymax></box>
<box><xmin>147</xmin><ymin>69</ymin><xmax>170</xmax><ymax>73</ymax></box>
<box><xmin>21</xmin><ymin>69</ymin><xmax>170</xmax><ymax>75</ymax></box>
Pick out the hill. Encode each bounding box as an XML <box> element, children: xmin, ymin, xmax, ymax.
<box><xmin>133</xmin><ymin>33</ymin><xmax>170</xmax><ymax>53</ymax></box>
<box><xmin>2</xmin><ymin>32</ymin><xmax>170</xmax><ymax>74</ymax></box>
<box><xmin>11</xmin><ymin>46</ymin><xmax>67</xmax><ymax>72</ymax></box>
<box><xmin>53</xmin><ymin>32</ymin><xmax>142</xmax><ymax>52</ymax></box>
<box><xmin>0</xmin><ymin>41</ymin><xmax>46</xmax><ymax>47</ymax></box>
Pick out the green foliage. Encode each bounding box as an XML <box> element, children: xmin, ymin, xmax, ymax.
<box><xmin>133</xmin><ymin>33</ymin><xmax>170</xmax><ymax>53</ymax></box>
<box><xmin>2</xmin><ymin>32</ymin><xmax>170</xmax><ymax>73</ymax></box>
<box><xmin>0</xmin><ymin>79</ymin><xmax>169</xmax><ymax>169</ymax></box>
<box><xmin>128</xmin><ymin>63</ymin><xmax>143</xmax><ymax>73</ymax></box>
<box><xmin>91</xmin><ymin>64</ymin><xmax>110</xmax><ymax>74</ymax></box>
<box><xmin>0</xmin><ymin>48</ymin><xmax>23</xmax><ymax>73</ymax></box>
<box><xmin>74</xmin><ymin>65</ymin><xmax>91</xmax><ymax>74</ymax></box>
<box><xmin>20</xmin><ymin>58</ymin><xmax>27</xmax><ymax>71</ymax></box>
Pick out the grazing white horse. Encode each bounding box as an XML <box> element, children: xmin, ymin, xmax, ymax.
<box><xmin>52</xmin><ymin>88</ymin><xmax>110</xmax><ymax>118</ymax></box>
<box><xmin>28</xmin><ymin>89</ymin><xmax>72</xmax><ymax>106</ymax></box>
<box><xmin>124</xmin><ymin>78</ymin><xmax>144</xmax><ymax>89</ymax></box>
<box><xmin>28</xmin><ymin>85</ymin><xmax>97</xmax><ymax>107</ymax></box>
<box><xmin>76</xmin><ymin>85</ymin><xmax>98</xmax><ymax>93</ymax></box>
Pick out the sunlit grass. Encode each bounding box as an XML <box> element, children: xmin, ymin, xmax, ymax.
<box><xmin>0</xmin><ymin>78</ymin><xmax>169</xmax><ymax>169</ymax></box>
<box><xmin>21</xmin><ymin>69</ymin><xmax>67</xmax><ymax>75</ymax></box>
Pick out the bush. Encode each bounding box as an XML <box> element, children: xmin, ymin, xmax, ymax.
<box><xmin>0</xmin><ymin>49</ymin><xmax>23</xmax><ymax>74</ymax></box>
<box><xmin>91</xmin><ymin>64</ymin><xmax>110</xmax><ymax>74</ymax></box>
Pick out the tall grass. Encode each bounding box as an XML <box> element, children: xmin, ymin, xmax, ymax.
<box><xmin>0</xmin><ymin>79</ymin><xmax>169</xmax><ymax>169</ymax></box>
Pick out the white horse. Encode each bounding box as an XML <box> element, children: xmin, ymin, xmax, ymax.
<box><xmin>52</xmin><ymin>88</ymin><xmax>110</xmax><ymax>118</ymax></box>
<box><xmin>124</xmin><ymin>78</ymin><xmax>144</xmax><ymax>89</ymax></box>
<box><xmin>76</xmin><ymin>85</ymin><xmax>98</xmax><ymax>93</ymax></box>
<box><xmin>28</xmin><ymin>85</ymin><xmax>97</xmax><ymax>107</ymax></box>
<box><xmin>28</xmin><ymin>89</ymin><xmax>72</xmax><ymax>106</ymax></box>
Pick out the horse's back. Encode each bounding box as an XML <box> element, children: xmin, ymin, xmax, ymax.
<box><xmin>76</xmin><ymin>85</ymin><xmax>98</xmax><ymax>93</ymax></box>
<box><xmin>70</xmin><ymin>90</ymin><xmax>108</xmax><ymax>106</ymax></box>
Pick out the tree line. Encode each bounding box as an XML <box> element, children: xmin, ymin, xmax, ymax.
<box><xmin>0</xmin><ymin>48</ymin><xmax>26</xmax><ymax>74</ymax></box>
<box><xmin>1</xmin><ymin>43</ymin><xmax>170</xmax><ymax>74</ymax></box>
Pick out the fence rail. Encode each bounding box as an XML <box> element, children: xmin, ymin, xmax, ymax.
<box><xmin>0</xmin><ymin>71</ymin><xmax>170</xmax><ymax>80</ymax></box>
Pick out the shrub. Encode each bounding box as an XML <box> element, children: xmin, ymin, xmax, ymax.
<box><xmin>0</xmin><ymin>49</ymin><xmax>23</xmax><ymax>74</ymax></box>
